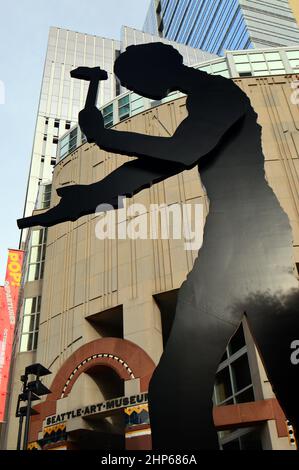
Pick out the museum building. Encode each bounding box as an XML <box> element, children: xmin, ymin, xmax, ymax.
<box><xmin>3</xmin><ymin>46</ymin><xmax>299</xmax><ymax>450</ymax></box>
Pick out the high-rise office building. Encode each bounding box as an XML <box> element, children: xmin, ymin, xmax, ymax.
<box><xmin>143</xmin><ymin>0</ymin><xmax>299</xmax><ymax>55</ymax></box>
<box><xmin>22</xmin><ymin>27</ymin><xmax>121</xmax><ymax>226</ymax></box>
<box><xmin>121</xmin><ymin>25</ymin><xmax>216</xmax><ymax>63</ymax></box>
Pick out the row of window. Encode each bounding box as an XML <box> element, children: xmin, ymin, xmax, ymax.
<box><xmin>45</xmin><ymin>117</ymin><xmax>72</xmax><ymax>130</ymax></box>
<box><xmin>45</xmin><ymin>117</ymin><xmax>71</xmax><ymax>130</ymax></box>
<box><xmin>59</xmin><ymin>48</ymin><xmax>299</xmax><ymax>161</ymax></box>
<box><xmin>19</xmin><ymin>227</ymin><xmax>48</xmax><ymax>352</ymax></box>
<box><xmin>44</xmin><ymin>135</ymin><xmax>59</xmax><ymax>144</ymax></box>
<box><xmin>41</xmin><ymin>156</ymin><xmax>56</xmax><ymax>166</ymax></box>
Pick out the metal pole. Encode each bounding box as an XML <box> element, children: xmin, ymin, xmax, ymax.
<box><xmin>22</xmin><ymin>389</ymin><xmax>32</xmax><ymax>450</ymax></box>
<box><xmin>16</xmin><ymin>414</ymin><xmax>24</xmax><ymax>450</ymax></box>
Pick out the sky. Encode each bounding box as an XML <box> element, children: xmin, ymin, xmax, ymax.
<box><xmin>0</xmin><ymin>0</ymin><xmax>151</xmax><ymax>283</ymax></box>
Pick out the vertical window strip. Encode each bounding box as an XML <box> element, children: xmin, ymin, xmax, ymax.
<box><xmin>20</xmin><ymin>296</ymin><xmax>42</xmax><ymax>352</ymax></box>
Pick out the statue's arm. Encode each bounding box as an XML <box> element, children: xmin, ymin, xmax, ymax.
<box><xmin>79</xmin><ymin>106</ymin><xmax>196</xmax><ymax>166</ymax></box>
<box><xmin>79</xmin><ymin>85</ymin><xmax>248</xmax><ymax>167</ymax></box>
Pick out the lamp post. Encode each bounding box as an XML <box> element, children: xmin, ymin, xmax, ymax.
<box><xmin>16</xmin><ymin>363</ymin><xmax>51</xmax><ymax>450</ymax></box>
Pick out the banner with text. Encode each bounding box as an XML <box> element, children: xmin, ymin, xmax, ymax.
<box><xmin>0</xmin><ymin>249</ymin><xmax>24</xmax><ymax>422</ymax></box>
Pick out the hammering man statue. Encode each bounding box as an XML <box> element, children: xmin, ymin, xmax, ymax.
<box><xmin>18</xmin><ymin>43</ymin><xmax>299</xmax><ymax>449</ymax></box>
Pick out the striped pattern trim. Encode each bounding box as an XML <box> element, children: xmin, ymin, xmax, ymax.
<box><xmin>61</xmin><ymin>353</ymin><xmax>135</xmax><ymax>398</ymax></box>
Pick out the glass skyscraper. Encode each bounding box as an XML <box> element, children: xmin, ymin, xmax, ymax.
<box><xmin>144</xmin><ymin>0</ymin><xmax>299</xmax><ymax>55</ymax></box>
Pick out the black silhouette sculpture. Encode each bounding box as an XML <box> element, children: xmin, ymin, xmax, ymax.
<box><xmin>18</xmin><ymin>43</ymin><xmax>299</xmax><ymax>449</ymax></box>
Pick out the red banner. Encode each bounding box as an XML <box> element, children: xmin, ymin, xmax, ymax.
<box><xmin>0</xmin><ymin>249</ymin><xmax>24</xmax><ymax>422</ymax></box>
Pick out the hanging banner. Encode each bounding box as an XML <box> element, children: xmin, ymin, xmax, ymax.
<box><xmin>0</xmin><ymin>249</ymin><xmax>24</xmax><ymax>422</ymax></box>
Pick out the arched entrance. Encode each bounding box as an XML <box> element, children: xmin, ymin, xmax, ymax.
<box><xmin>29</xmin><ymin>337</ymin><xmax>155</xmax><ymax>449</ymax></box>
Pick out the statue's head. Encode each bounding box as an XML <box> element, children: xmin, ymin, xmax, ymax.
<box><xmin>114</xmin><ymin>42</ymin><xmax>184</xmax><ymax>100</ymax></box>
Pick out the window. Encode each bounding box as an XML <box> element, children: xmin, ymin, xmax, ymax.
<box><xmin>54</xmin><ymin>119</ymin><xmax>60</xmax><ymax>128</ymax></box>
<box><xmin>287</xmin><ymin>50</ymin><xmax>299</xmax><ymax>69</ymax></box>
<box><xmin>268</xmin><ymin>61</ymin><xmax>283</xmax><ymax>71</ymax></box>
<box><xmin>52</xmin><ymin>137</ymin><xmax>58</xmax><ymax>144</ymax></box>
<box><xmin>65</xmin><ymin>120</ymin><xmax>71</xmax><ymax>130</ymax></box>
<box><xmin>229</xmin><ymin>325</ymin><xmax>246</xmax><ymax>355</ymax></box>
<box><xmin>69</xmin><ymin>128</ymin><xmax>78</xmax><ymax>153</ymax></box>
<box><xmin>103</xmin><ymin>103</ymin><xmax>114</xmax><ymax>128</ymax></box>
<box><xmin>215</xmin><ymin>324</ymin><xmax>258</xmax><ymax>449</ymax></box>
<box><xmin>131</xmin><ymin>93</ymin><xmax>144</xmax><ymax>116</ymax></box>
<box><xmin>232</xmin><ymin>355</ymin><xmax>252</xmax><ymax>395</ymax></box>
<box><xmin>59</xmin><ymin>134</ymin><xmax>70</xmax><ymax>159</ymax></box>
<box><xmin>26</xmin><ymin>229</ymin><xmax>47</xmax><ymax>281</ymax></box>
<box><xmin>289</xmin><ymin>59</ymin><xmax>299</xmax><ymax>69</ymax></box>
<box><xmin>213</xmin><ymin>324</ymin><xmax>254</xmax><ymax>407</ymax></box>
<box><xmin>118</xmin><ymin>95</ymin><xmax>130</xmax><ymax>121</ymax></box>
<box><xmin>264</xmin><ymin>52</ymin><xmax>281</xmax><ymax>61</ymax></box>
<box><xmin>239</xmin><ymin>71</ymin><xmax>252</xmax><ymax>77</ymax></box>
<box><xmin>286</xmin><ymin>50</ymin><xmax>299</xmax><ymax>60</ymax></box>
<box><xmin>236</xmin><ymin>63</ymin><xmax>251</xmax><ymax>73</ymax></box>
<box><xmin>215</xmin><ymin>367</ymin><xmax>233</xmax><ymax>404</ymax></box>
<box><xmin>20</xmin><ymin>297</ymin><xmax>41</xmax><ymax>352</ymax></box>
<box><xmin>211</xmin><ymin>62</ymin><xmax>228</xmax><ymax>73</ymax></box>
<box><xmin>234</xmin><ymin>54</ymin><xmax>249</xmax><ymax>64</ymax></box>
<box><xmin>221</xmin><ymin>427</ymin><xmax>263</xmax><ymax>450</ymax></box>
<box><xmin>43</xmin><ymin>135</ymin><xmax>47</xmax><ymax>142</ymax></box>
<box><xmin>251</xmin><ymin>62</ymin><xmax>267</xmax><ymax>72</ymax></box>
<box><xmin>248</xmin><ymin>53</ymin><xmax>264</xmax><ymax>62</ymax></box>
<box><xmin>41</xmin><ymin>184</ymin><xmax>52</xmax><ymax>209</ymax></box>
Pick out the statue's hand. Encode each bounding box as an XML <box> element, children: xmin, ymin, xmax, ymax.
<box><xmin>79</xmin><ymin>106</ymin><xmax>105</xmax><ymax>144</ymax></box>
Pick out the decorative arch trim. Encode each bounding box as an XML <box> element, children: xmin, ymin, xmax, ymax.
<box><xmin>29</xmin><ymin>337</ymin><xmax>156</xmax><ymax>443</ymax></box>
<box><xmin>61</xmin><ymin>352</ymin><xmax>136</xmax><ymax>398</ymax></box>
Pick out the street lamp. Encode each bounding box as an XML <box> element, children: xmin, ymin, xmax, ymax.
<box><xmin>16</xmin><ymin>363</ymin><xmax>51</xmax><ymax>450</ymax></box>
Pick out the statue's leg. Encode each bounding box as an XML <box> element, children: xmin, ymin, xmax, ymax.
<box><xmin>245</xmin><ymin>289</ymin><xmax>299</xmax><ymax>440</ymax></box>
<box><xmin>148</xmin><ymin>274</ymin><xmax>241</xmax><ymax>450</ymax></box>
